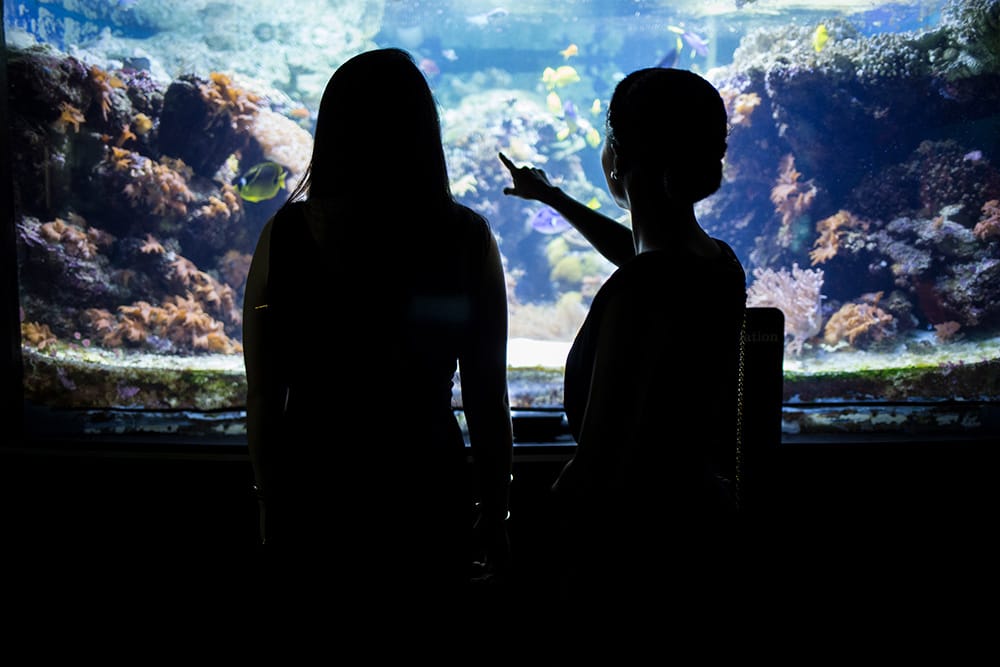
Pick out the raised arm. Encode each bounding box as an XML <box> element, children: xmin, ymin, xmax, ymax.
<box><xmin>498</xmin><ymin>151</ymin><xmax>636</xmax><ymax>267</ymax></box>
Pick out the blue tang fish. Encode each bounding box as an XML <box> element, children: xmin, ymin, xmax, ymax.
<box><xmin>530</xmin><ymin>206</ymin><xmax>572</xmax><ymax>234</ymax></box>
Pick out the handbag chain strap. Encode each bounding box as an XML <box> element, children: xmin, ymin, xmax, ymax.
<box><xmin>735</xmin><ymin>311</ymin><xmax>747</xmax><ymax>513</ymax></box>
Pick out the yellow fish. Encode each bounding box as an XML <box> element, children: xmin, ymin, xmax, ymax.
<box><xmin>547</xmin><ymin>91</ymin><xmax>563</xmax><ymax>115</ymax></box>
<box><xmin>585</xmin><ymin>126</ymin><xmax>601</xmax><ymax>148</ymax></box>
<box><xmin>236</xmin><ymin>161</ymin><xmax>287</xmax><ymax>203</ymax></box>
<box><xmin>812</xmin><ymin>24</ymin><xmax>829</xmax><ymax>53</ymax></box>
<box><xmin>586</xmin><ymin>197</ymin><xmax>601</xmax><ymax>210</ymax></box>
<box><xmin>590</xmin><ymin>98</ymin><xmax>601</xmax><ymax>115</ymax></box>
<box><xmin>542</xmin><ymin>65</ymin><xmax>581</xmax><ymax>90</ymax></box>
<box><xmin>560</xmin><ymin>43</ymin><xmax>578</xmax><ymax>59</ymax></box>
<box><xmin>556</xmin><ymin>127</ymin><xmax>571</xmax><ymax>141</ymax></box>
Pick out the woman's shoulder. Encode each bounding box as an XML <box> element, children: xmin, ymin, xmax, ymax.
<box><xmin>447</xmin><ymin>202</ymin><xmax>496</xmax><ymax>249</ymax></box>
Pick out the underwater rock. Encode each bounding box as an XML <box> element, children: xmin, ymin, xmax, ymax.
<box><xmin>158</xmin><ymin>76</ymin><xmax>248</xmax><ymax>179</ymax></box>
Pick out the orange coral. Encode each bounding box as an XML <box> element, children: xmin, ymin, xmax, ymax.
<box><xmin>140</xmin><ymin>233</ymin><xmax>165</xmax><ymax>254</ymax></box>
<box><xmin>82</xmin><ymin>295</ymin><xmax>242</xmax><ymax>354</ymax></box>
<box><xmin>973</xmin><ymin>199</ymin><xmax>1000</xmax><ymax>241</ymax></box>
<box><xmin>200</xmin><ymin>71</ymin><xmax>261</xmax><ymax>135</ymax></box>
<box><xmin>934</xmin><ymin>320</ymin><xmax>961</xmax><ymax>342</ymax></box>
<box><xmin>104</xmin><ymin>147</ymin><xmax>194</xmax><ymax>218</ymax></box>
<box><xmin>196</xmin><ymin>184</ymin><xmax>241</xmax><ymax>221</ymax></box>
<box><xmin>53</xmin><ymin>101</ymin><xmax>85</xmax><ymax>133</ymax></box>
<box><xmin>810</xmin><ymin>209</ymin><xmax>869</xmax><ymax>265</ymax></box>
<box><xmin>169</xmin><ymin>255</ymin><xmax>241</xmax><ymax>326</ymax></box>
<box><xmin>823</xmin><ymin>292</ymin><xmax>895</xmax><ymax>347</ymax></box>
<box><xmin>115</xmin><ymin>123</ymin><xmax>137</xmax><ymax>147</ymax></box>
<box><xmin>771</xmin><ymin>154</ymin><xmax>817</xmax><ymax>247</ymax></box>
<box><xmin>719</xmin><ymin>88</ymin><xmax>761</xmax><ymax>128</ymax></box>
<box><xmin>89</xmin><ymin>64</ymin><xmax>125</xmax><ymax>121</ymax></box>
<box><xmin>21</xmin><ymin>321</ymin><xmax>57</xmax><ymax>350</ymax></box>
<box><xmin>39</xmin><ymin>217</ymin><xmax>100</xmax><ymax>259</ymax></box>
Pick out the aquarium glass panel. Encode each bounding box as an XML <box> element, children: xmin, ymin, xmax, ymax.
<box><xmin>5</xmin><ymin>0</ymin><xmax>999</xmax><ymax>441</ymax></box>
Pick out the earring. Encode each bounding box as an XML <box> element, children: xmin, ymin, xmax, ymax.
<box><xmin>610</xmin><ymin>170</ymin><xmax>618</xmax><ymax>180</ymax></box>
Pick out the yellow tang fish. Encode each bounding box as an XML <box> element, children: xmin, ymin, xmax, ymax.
<box><xmin>560</xmin><ymin>43</ymin><xmax>578</xmax><ymax>60</ymax></box>
<box><xmin>590</xmin><ymin>98</ymin><xmax>601</xmax><ymax>115</ymax></box>
<box><xmin>542</xmin><ymin>65</ymin><xmax>581</xmax><ymax>90</ymax></box>
<box><xmin>547</xmin><ymin>91</ymin><xmax>563</xmax><ymax>115</ymax></box>
<box><xmin>812</xmin><ymin>24</ymin><xmax>830</xmax><ymax>53</ymax></box>
<box><xmin>586</xmin><ymin>197</ymin><xmax>601</xmax><ymax>210</ymax></box>
<box><xmin>236</xmin><ymin>161</ymin><xmax>287</xmax><ymax>203</ymax></box>
<box><xmin>585</xmin><ymin>126</ymin><xmax>601</xmax><ymax>148</ymax></box>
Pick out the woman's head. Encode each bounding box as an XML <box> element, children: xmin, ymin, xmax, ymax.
<box><xmin>605</xmin><ymin>67</ymin><xmax>728</xmax><ymax>204</ymax></box>
<box><xmin>292</xmin><ymin>48</ymin><xmax>451</xmax><ymax>208</ymax></box>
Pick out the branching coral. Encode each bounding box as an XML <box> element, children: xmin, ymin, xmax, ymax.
<box><xmin>823</xmin><ymin>292</ymin><xmax>895</xmax><ymax>348</ymax></box>
<box><xmin>770</xmin><ymin>154</ymin><xmax>817</xmax><ymax>247</ymax></box>
<box><xmin>973</xmin><ymin>199</ymin><xmax>1000</xmax><ymax>241</ymax></box>
<box><xmin>810</xmin><ymin>209</ymin><xmax>869</xmax><ymax>265</ymax></box>
<box><xmin>108</xmin><ymin>146</ymin><xmax>195</xmax><ymax>218</ymax></box>
<box><xmin>746</xmin><ymin>263</ymin><xmax>825</xmax><ymax>356</ymax></box>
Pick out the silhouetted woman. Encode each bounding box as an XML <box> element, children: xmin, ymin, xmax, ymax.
<box><xmin>244</xmin><ymin>48</ymin><xmax>513</xmax><ymax>597</ymax></box>
<box><xmin>500</xmin><ymin>67</ymin><xmax>746</xmax><ymax>604</ymax></box>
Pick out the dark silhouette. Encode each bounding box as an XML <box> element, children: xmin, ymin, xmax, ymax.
<box><xmin>243</xmin><ymin>48</ymin><xmax>513</xmax><ymax>598</ymax></box>
<box><xmin>499</xmin><ymin>67</ymin><xmax>747</xmax><ymax>605</ymax></box>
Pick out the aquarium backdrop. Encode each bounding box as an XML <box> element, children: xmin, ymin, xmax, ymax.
<box><xmin>4</xmin><ymin>0</ymin><xmax>1000</xmax><ymax>442</ymax></box>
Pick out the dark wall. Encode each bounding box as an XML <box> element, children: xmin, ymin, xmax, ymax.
<box><xmin>2</xmin><ymin>437</ymin><xmax>995</xmax><ymax>555</ymax></box>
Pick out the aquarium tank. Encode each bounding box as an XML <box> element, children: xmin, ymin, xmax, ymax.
<box><xmin>3</xmin><ymin>0</ymin><xmax>999</xmax><ymax>444</ymax></box>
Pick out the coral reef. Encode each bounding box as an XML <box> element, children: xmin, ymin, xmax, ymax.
<box><xmin>810</xmin><ymin>210</ymin><xmax>869</xmax><ymax>266</ymax></box>
<box><xmin>973</xmin><ymin>200</ymin><xmax>1000</xmax><ymax>240</ymax></box>
<box><xmin>823</xmin><ymin>292</ymin><xmax>896</xmax><ymax>349</ymax></box>
<box><xmin>770</xmin><ymin>154</ymin><xmax>817</xmax><ymax>248</ymax></box>
<box><xmin>746</xmin><ymin>264</ymin><xmax>825</xmax><ymax>356</ymax></box>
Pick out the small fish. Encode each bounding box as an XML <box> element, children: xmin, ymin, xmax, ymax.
<box><xmin>546</xmin><ymin>91</ymin><xmax>563</xmax><ymax>115</ymax></box>
<box><xmin>467</xmin><ymin>7</ymin><xmax>508</xmax><ymax>27</ymax></box>
<box><xmin>441</xmin><ymin>48</ymin><xmax>458</xmax><ymax>61</ymax></box>
<box><xmin>668</xmin><ymin>25</ymin><xmax>708</xmax><ymax>58</ymax></box>
<box><xmin>542</xmin><ymin>65</ymin><xmax>580</xmax><ymax>90</ymax></box>
<box><xmin>563</xmin><ymin>100</ymin><xmax>579</xmax><ymax>124</ymax></box>
<box><xmin>963</xmin><ymin>150</ymin><xmax>983</xmax><ymax>162</ymax></box>
<box><xmin>586</xmin><ymin>197</ymin><xmax>601</xmax><ymax>210</ymax></box>
<box><xmin>584</xmin><ymin>126</ymin><xmax>601</xmax><ymax>148</ymax></box>
<box><xmin>812</xmin><ymin>24</ymin><xmax>830</xmax><ymax>53</ymax></box>
<box><xmin>530</xmin><ymin>206</ymin><xmax>572</xmax><ymax>234</ymax></box>
<box><xmin>656</xmin><ymin>36</ymin><xmax>684</xmax><ymax>68</ymax></box>
<box><xmin>560</xmin><ymin>43</ymin><xmax>578</xmax><ymax>59</ymax></box>
<box><xmin>236</xmin><ymin>161</ymin><xmax>287</xmax><ymax>203</ymax></box>
<box><xmin>590</xmin><ymin>98</ymin><xmax>601</xmax><ymax>115</ymax></box>
<box><xmin>418</xmin><ymin>57</ymin><xmax>440</xmax><ymax>76</ymax></box>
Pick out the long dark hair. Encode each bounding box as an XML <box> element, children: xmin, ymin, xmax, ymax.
<box><xmin>284</xmin><ymin>48</ymin><xmax>454</xmax><ymax>220</ymax></box>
